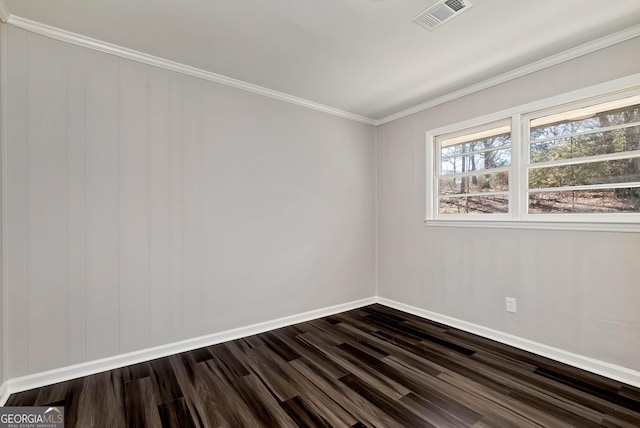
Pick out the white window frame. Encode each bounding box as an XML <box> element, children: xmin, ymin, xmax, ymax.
<box><xmin>432</xmin><ymin>118</ymin><xmax>515</xmax><ymax>221</ymax></box>
<box><xmin>425</xmin><ymin>73</ymin><xmax>640</xmax><ymax>232</ymax></box>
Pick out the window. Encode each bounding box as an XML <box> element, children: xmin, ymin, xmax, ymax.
<box><xmin>426</xmin><ymin>79</ymin><xmax>640</xmax><ymax>230</ymax></box>
<box><xmin>525</xmin><ymin>94</ymin><xmax>640</xmax><ymax>216</ymax></box>
<box><xmin>436</xmin><ymin>121</ymin><xmax>512</xmax><ymax>217</ymax></box>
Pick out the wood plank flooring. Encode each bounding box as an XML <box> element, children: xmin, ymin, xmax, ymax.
<box><xmin>5</xmin><ymin>304</ymin><xmax>640</xmax><ymax>427</ymax></box>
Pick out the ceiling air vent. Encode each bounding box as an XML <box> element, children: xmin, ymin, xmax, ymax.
<box><xmin>413</xmin><ymin>0</ymin><xmax>474</xmax><ymax>31</ymax></box>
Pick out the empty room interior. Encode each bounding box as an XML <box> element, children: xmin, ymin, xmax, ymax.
<box><xmin>1</xmin><ymin>0</ymin><xmax>640</xmax><ymax>426</ymax></box>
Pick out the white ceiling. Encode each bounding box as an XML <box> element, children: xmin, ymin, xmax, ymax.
<box><xmin>3</xmin><ymin>0</ymin><xmax>640</xmax><ymax>120</ymax></box>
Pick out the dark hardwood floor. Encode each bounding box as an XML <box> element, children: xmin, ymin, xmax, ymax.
<box><xmin>5</xmin><ymin>304</ymin><xmax>640</xmax><ymax>427</ymax></box>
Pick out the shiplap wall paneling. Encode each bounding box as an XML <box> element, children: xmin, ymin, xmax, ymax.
<box><xmin>375</xmin><ymin>36</ymin><xmax>640</xmax><ymax>372</ymax></box>
<box><xmin>169</xmin><ymin>76</ymin><xmax>185</xmax><ymax>342</ymax></box>
<box><xmin>26</xmin><ymin>32</ymin><xmax>68</xmax><ymax>374</ymax></box>
<box><xmin>119</xmin><ymin>59</ymin><xmax>151</xmax><ymax>354</ymax></box>
<box><xmin>3</xmin><ymin>25</ymin><xmax>375</xmax><ymax>378</ymax></box>
<box><xmin>201</xmin><ymin>87</ymin><xmax>220</xmax><ymax>333</ymax></box>
<box><xmin>181</xmin><ymin>78</ymin><xmax>204</xmax><ymax>339</ymax></box>
<box><xmin>148</xmin><ymin>67</ymin><xmax>173</xmax><ymax>347</ymax></box>
<box><xmin>5</xmin><ymin>24</ymin><xmax>28</xmax><ymax>378</ymax></box>
<box><xmin>84</xmin><ymin>49</ymin><xmax>120</xmax><ymax>361</ymax></box>
<box><xmin>66</xmin><ymin>42</ymin><xmax>87</xmax><ymax>366</ymax></box>
<box><xmin>0</xmin><ymin>23</ymin><xmax>4</xmax><ymax>386</ymax></box>
<box><xmin>584</xmin><ymin>237</ymin><xmax>639</xmax><ymax>364</ymax></box>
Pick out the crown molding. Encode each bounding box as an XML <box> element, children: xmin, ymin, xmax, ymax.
<box><xmin>2</xmin><ymin>11</ymin><xmax>640</xmax><ymax>127</ymax></box>
<box><xmin>0</xmin><ymin>0</ymin><xmax>9</xmax><ymax>23</ymax></box>
<box><xmin>376</xmin><ymin>24</ymin><xmax>640</xmax><ymax>126</ymax></box>
<box><xmin>5</xmin><ymin>15</ymin><xmax>377</xmax><ymax>126</ymax></box>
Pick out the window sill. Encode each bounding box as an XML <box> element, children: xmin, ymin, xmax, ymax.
<box><xmin>423</xmin><ymin>219</ymin><xmax>640</xmax><ymax>233</ymax></box>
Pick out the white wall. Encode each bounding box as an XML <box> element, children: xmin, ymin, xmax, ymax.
<box><xmin>3</xmin><ymin>19</ymin><xmax>639</xmax><ymax>387</ymax></box>
<box><xmin>377</xmin><ymin>36</ymin><xmax>640</xmax><ymax>372</ymax></box>
<box><xmin>0</xmin><ymin>23</ymin><xmax>4</xmax><ymax>387</ymax></box>
<box><xmin>2</xmin><ymin>24</ymin><xmax>375</xmax><ymax>378</ymax></box>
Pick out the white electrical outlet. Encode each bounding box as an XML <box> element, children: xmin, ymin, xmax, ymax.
<box><xmin>506</xmin><ymin>297</ymin><xmax>517</xmax><ymax>313</ymax></box>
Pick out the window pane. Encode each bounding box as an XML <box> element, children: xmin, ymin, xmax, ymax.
<box><xmin>439</xmin><ymin>195</ymin><xmax>509</xmax><ymax>214</ymax></box>
<box><xmin>441</xmin><ymin>133</ymin><xmax>511</xmax><ymax>158</ymax></box>
<box><xmin>530</xmin><ymin>102</ymin><xmax>640</xmax><ymax>141</ymax></box>
<box><xmin>439</xmin><ymin>171</ymin><xmax>509</xmax><ymax>195</ymax></box>
<box><xmin>440</xmin><ymin>148</ymin><xmax>511</xmax><ymax>175</ymax></box>
<box><xmin>529</xmin><ymin>158</ymin><xmax>640</xmax><ymax>189</ymax></box>
<box><xmin>530</xmin><ymin>125</ymin><xmax>640</xmax><ymax>163</ymax></box>
<box><xmin>529</xmin><ymin>188</ymin><xmax>640</xmax><ymax>213</ymax></box>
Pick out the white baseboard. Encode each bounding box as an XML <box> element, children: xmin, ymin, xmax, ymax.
<box><xmin>0</xmin><ymin>296</ymin><xmax>376</xmax><ymax>405</ymax></box>
<box><xmin>0</xmin><ymin>382</ymin><xmax>9</xmax><ymax>408</ymax></box>
<box><xmin>2</xmin><ymin>295</ymin><xmax>639</xmax><ymax>406</ymax></box>
<box><xmin>376</xmin><ymin>297</ymin><xmax>640</xmax><ymax>389</ymax></box>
